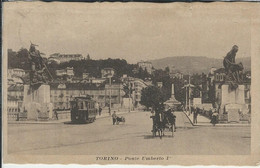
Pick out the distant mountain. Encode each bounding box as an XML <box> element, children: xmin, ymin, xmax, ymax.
<box><xmin>149</xmin><ymin>56</ymin><xmax>251</xmax><ymax>74</ymax></box>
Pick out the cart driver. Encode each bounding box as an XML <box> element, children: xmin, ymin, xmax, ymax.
<box><xmin>112</xmin><ymin>111</ymin><xmax>117</xmax><ymax>125</ymax></box>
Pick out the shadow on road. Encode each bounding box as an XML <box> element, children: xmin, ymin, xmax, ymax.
<box><xmin>63</xmin><ymin>121</ymin><xmax>93</xmax><ymax>125</ymax></box>
<box><xmin>142</xmin><ymin>135</ymin><xmax>175</xmax><ymax>139</ymax></box>
<box><xmin>143</xmin><ymin>135</ymin><xmax>155</xmax><ymax>139</ymax></box>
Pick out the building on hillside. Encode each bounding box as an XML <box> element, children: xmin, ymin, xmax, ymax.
<box><xmin>49</xmin><ymin>82</ymin><xmax>124</xmax><ymax>110</ymax></box>
<box><xmin>49</xmin><ymin>53</ymin><xmax>83</xmax><ymax>63</ymax></box>
<box><xmin>243</xmin><ymin>71</ymin><xmax>251</xmax><ymax>107</ymax></box>
<box><xmin>8</xmin><ymin>95</ymin><xmax>23</xmax><ymax>113</ymax></box>
<box><xmin>8</xmin><ymin>68</ymin><xmax>26</xmax><ymax>78</ymax></box>
<box><xmin>201</xmin><ymin>67</ymin><xmax>218</xmax><ymax>103</ymax></box>
<box><xmin>201</xmin><ymin>73</ymin><xmax>210</xmax><ymax>103</ymax></box>
<box><xmin>137</xmin><ymin>61</ymin><xmax>152</xmax><ymax>74</ymax></box>
<box><xmin>8</xmin><ymin>84</ymin><xmax>24</xmax><ymax>100</ymax></box>
<box><xmin>214</xmin><ymin>68</ymin><xmax>226</xmax><ymax>83</ymax></box>
<box><xmin>169</xmin><ymin>66</ymin><xmax>183</xmax><ymax>79</ymax></box>
<box><xmin>210</xmin><ymin>67</ymin><xmax>217</xmax><ymax>75</ymax></box>
<box><xmin>101</xmin><ymin>68</ymin><xmax>115</xmax><ymax>78</ymax></box>
<box><xmin>7</xmin><ymin>68</ymin><xmax>26</xmax><ymax>85</ymax></box>
<box><xmin>208</xmin><ymin>67</ymin><xmax>217</xmax><ymax>84</ymax></box>
<box><xmin>56</xmin><ymin>67</ymin><xmax>74</xmax><ymax>81</ymax></box>
<box><xmin>7</xmin><ymin>85</ymin><xmax>24</xmax><ymax>113</ymax></box>
<box><xmin>132</xmin><ymin>78</ymin><xmax>148</xmax><ymax>107</ymax></box>
<box><xmin>121</xmin><ymin>77</ymin><xmax>148</xmax><ymax>108</ymax></box>
<box><xmin>203</xmin><ymin>67</ymin><xmax>251</xmax><ymax>110</ymax></box>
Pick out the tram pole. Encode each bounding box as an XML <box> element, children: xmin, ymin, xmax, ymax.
<box><xmin>109</xmin><ymin>77</ymin><xmax>111</xmax><ymax>115</ymax></box>
<box><xmin>188</xmin><ymin>73</ymin><xmax>191</xmax><ymax>115</ymax></box>
<box><xmin>128</xmin><ymin>80</ymin><xmax>131</xmax><ymax>113</ymax></box>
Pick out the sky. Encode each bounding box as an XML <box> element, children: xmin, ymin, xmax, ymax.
<box><xmin>3</xmin><ymin>2</ymin><xmax>252</xmax><ymax>64</ymax></box>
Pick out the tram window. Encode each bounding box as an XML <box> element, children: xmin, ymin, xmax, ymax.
<box><xmin>78</xmin><ymin>102</ymin><xmax>84</xmax><ymax>109</ymax></box>
<box><xmin>84</xmin><ymin>101</ymin><xmax>88</xmax><ymax>109</ymax></box>
<box><xmin>81</xmin><ymin>101</ymin><xmax>84</xmax><ymax>109</ymax></box>
<box><xmin>87</xmin><ymin>102</ymin><xmax>89</xmax><ymax>109</ymax></box>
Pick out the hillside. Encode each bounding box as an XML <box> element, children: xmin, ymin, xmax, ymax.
<box><xmin>150</xmin><ymin>56</ymin><xmax>251</xmax><ymax>74</ymax></box>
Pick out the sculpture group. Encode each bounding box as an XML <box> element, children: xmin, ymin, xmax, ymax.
<box><xmin>21</xmin><ymin>43</ymin><xmax>53</xmax><ymax>120</ymax></box>
<box><xmin>25</xmin><ymin>43</ymin><xmax>52</xmax><ymax>88</ymax></box>
<box><xmin>223</xmin><ymin>45</ymin><xmax>244</xmax><ymax>90</ymax></box>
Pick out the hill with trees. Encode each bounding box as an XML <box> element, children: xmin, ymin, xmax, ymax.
<box><xmin>150</xmin><ymin>56</ymin><xmax>251</xmax><ymax>74</ymax></box>
<box><xmin>8</xmin><ymin>48</ymin><xmax>152</xmax><ymax>80</ymax></box>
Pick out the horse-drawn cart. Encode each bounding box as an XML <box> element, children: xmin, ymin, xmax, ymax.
<box><xmin>151</xmin><ymin>112</ymin><xmax>176</xmax><ymax>139</ymax></box>
<box><xmin>116</xmin><ymin>116</ymin><xmax>125</xmax><ymax>125</ymax></box>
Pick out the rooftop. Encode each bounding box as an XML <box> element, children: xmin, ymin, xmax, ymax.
<box><xmin>49</xmin><ymin>82</ymin><xmax>106</xmax><ymax>90</ymax></box>
<box><xmin>8</xmin><ymin>85</ymin><xmax>24</xmax><ymax>91</ymax></box>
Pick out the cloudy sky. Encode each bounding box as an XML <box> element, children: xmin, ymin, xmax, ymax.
<box><xmin>3</xmin><ymin>2</ymin><xmax>252</xmax><ymax>63</ymax></box>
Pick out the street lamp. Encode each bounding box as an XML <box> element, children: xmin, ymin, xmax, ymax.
<box><xmin>128</xmin><ymin>78</ymin><xmax>132</xmax><ymax>113</ymax></box>
<box><xmin>109</xmin><ymin>76</ymin><xmax>111</xmax><ymax>115</ymax></box>
<box><xmin>104</xmin><ymin>73</ymin><xmax>113</xmax><ymax>115</ymax></box>
<box><xmin>182</xmin><ymin>73</ymin><xmax>194</xmax><ymax>115</ymax></box>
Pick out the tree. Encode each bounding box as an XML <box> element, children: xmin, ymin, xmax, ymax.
<box><xmin>165</xmin><ymin>66</ymin><xmax>170</xmax><ymax>73</ymax></box>
<box><xmin>172</xmin><ymin>77</ymin><xmax>185</xmax><ymax>103</ymax></box>
<box><xmin>86</xmin><ymin>54</ymin><xmax>90</xmax><ymax>60</ymax></box>
<box><xmin>140</xmin><ymin>86</ymin><xmax>168</xmax><ymax>111</ymax></box>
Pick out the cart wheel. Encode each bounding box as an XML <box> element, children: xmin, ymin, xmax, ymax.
<box><xmin>152</xmin><ymin>130</ymin><xmax>156</xmax><ymax>137</ymax></box>
<box><xmin>159</xmin><ymin>130</ymin><xmax>162</xmax><ymax>139</ymax></box>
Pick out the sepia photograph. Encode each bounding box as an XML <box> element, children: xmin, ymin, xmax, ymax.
<box><xmin>2</xmin><ymin>1</ymin><xmax>260</xmax><ymax>166</ymax></box>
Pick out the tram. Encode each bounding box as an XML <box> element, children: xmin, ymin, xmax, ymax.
<box><xmin>70</xmin><ymin>96</ymin><xmax>97</xmax><ymax>123</ymax></box>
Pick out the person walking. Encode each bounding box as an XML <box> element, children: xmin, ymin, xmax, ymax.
<box><xmin>150</xmin><ymin>109</ymin><xmax>156</xmax><ymax>133</ymax></box>
<box><xmin>54</xmin><ymin>109</ymin><xmax>58</xmax><ymax>120</ymax></box>
<box><xmin>112</xmin><ymin>111</ymin><xmax>117</xmax><ymax>125</ymax></box>
<box><xmin>193</xmin><ymin>107</ymin><xmax>199</xmax><ymax>124</ymax></box>
<box><xmin>211</xmin><ymin>108</ymin><xmax>218</xmax><ymax>126</ymax></box>
<box><xmin>99</xmin><ymin>107</ymin><xmax>102</xmax><ymax>116</ymax></box>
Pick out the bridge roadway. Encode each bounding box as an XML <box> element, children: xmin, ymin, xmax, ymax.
<box><xmin>8</xmin><ymin>111</ymin><xmax>250</xmax><ymax>155</ymax></box>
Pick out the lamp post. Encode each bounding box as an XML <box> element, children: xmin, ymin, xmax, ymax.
<box><xmin>109</xmin><ymin>76</ymin><xmax>111</xmax><ymax>115</ymax></box>
<box><xmin>128</xmin><ymin>79</ymin><xmax>131</xmax><ymax>112</ymax></box>
<box><xmin>182</xmin><ymin>73</ymin><xmax>194</xmax><ymax>115</ymax></box>
<box><xmin>188</xmin><ymin>73</ymin><xmax>191</xmax><ymax>114</ymax></box>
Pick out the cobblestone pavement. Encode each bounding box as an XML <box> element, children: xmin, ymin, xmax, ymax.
<box><xmin>8</xmin><ymin>111</ymin><xmax>250</xmax><ymax>155</ymax></box>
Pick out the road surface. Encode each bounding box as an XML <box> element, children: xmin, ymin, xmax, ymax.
<box><xmin>8</xmin><ymin>111</ymin><xmax>250</xmax><ymax>155</ymax></box>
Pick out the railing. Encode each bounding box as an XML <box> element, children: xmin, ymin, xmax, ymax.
<box><xmin>8</xmin><ymin>110</ymin><xmax>71</xmax><ymax>121</ymax></box>
<box><xmin>8</xmin><ymin>112</ymin><xmax>19</xmax><ymax>121</ymax></box>
<box><xmin>56</xmin><ymin>110</ymin><xmax>71</xmax><ymax>120</ymax></box>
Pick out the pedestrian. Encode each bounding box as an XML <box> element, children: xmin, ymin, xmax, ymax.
<box><xmin>193</xmin><ymin>107</ymin><xmax>196</xmax><ymax>124</ymax></box>
<box><xmin>99</xmin><ymin>107</ymin><xmax>102</xmax><ymax>116</ymax></box>
<box><xmin>112</xmin><ymin>111</ymin><xmax>117</xmax><ymax>125</ymax></box>
<box><xmin>211</xmin><ymin>108</ymin><xmax>218</xmax><ymax>126</ymax></box>
<box><xmin>172</xmin><ymin>111</ymin><xmax>176</xmax><ymax>132</ymax></box>
<box><xmin>54</xmin><ymin>109</ymin><xmax>58</xmax><ymax>120</ymax></box>
<box><xmin>194</xmin><ymin>107</ymin><xmax>199</xmax><ymax>124</ymax></box>
<box><xmin>150</xmin><ymin>109</ymin><xmax>156</xmax><ymax>132</ymax></box>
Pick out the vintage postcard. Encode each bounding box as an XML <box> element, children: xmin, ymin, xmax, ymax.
<box><xmin>2</xmin><ymin>1</ymin><xmax>260</xmax><ymax>166</ymax></box>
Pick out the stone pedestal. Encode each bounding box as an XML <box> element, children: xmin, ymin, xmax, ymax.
<box><xmin>221</xmin><ymin>85</ymin><xmax>245</xmax><ymax>105</ymax></box>
<box><xmin>219</xmin><ymin>85</ymin><xmax>248</xmax><ymax>122</ymax></box>
<box><xmin>23</xmin><ymin>84</ymin><xmax>53</xmax><ymax>120</ymax></box>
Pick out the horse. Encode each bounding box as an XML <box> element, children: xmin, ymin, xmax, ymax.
<box><xmin>154</xmin><ymin>112</ymin><xmax>164</xmax><ymax>139</ymax></box>
<box><xmin>163</xmin><ymin>111</ymin><xmax>176</xmax><ymax>136</ymax></box>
